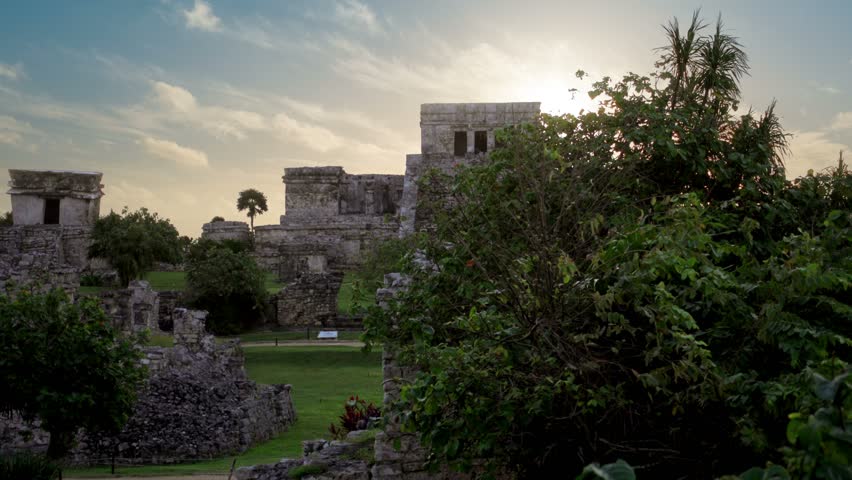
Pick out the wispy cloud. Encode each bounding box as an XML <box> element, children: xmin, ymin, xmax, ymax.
<box><xmin>142</xmin><ymin>136</ymin><xmax>209</xmax><ymax>167</ymax></box>
<box><xmin>183</xmin><ymin>0</ymin><xmax>221</xmax><ymax>32</ymax></box>
<box><xmin>814</xmin><ymin>84</ymin><xmax>841</xmax><ymax>95</ymax></box>
<box><xmin>335</xmin><ymin>0</ymin><xmax>384</xmax><ymax>35</ymax></box>
<box><xmin>272</xmin><ymin>112</ymin><xmax>345</xmax><ymax>152</ymax></box>
<box><xmin>0</xmin><ymin>62</ymin><xmax>26</xmax><ymax>81</ymax></box>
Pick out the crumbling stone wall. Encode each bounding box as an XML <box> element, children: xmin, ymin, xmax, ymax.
<box><xmin>276</xmin><ymin>273</ymin><xmax>343</xmax><ymax>327</ymax></box>
<box><xmin>201</xmin><ymin>220</ymin><xmax>251</xmax><ymax>243</ymax></box>
<box><xmin>156</xmin><ymin>290</ymin><xmax>184</xmax><ymax>331</ymax></box>
<box><xmin>0</xmin><ymin>225</ymin><xmax>90</xmax><ymax>295</ymax></box>
<box><xmin>98</xmin><ymin>280</ymin><xmax>160</xmax><ymax>333</ymax></box>
<box><xmin>0</xmin><ymin>309</ymin><xmax>296</xmax><ymax>466</ymax></box>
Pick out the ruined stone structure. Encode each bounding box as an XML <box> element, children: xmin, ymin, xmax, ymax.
<box><xmin>8</xmin><ymin>169</ymin><xmax>103</xmax><ymax>226</ymax></box>
<box><xmin>258</xmin><ymin>103</ymin><xmax>539</xmax><ymax>328</ymax></box>
<box><xmin>400</xmin><ymin>102</ymin><xmax>540</xmax><ymax>235</ymax></box>
<box><xmin>254</xmin><ymin>167</ymin><xmax>403</xmax><ymax>327</ymax></box>
<box><xmin>98</xmin><ymin>280</ymin><xmax>161</xmax><ymax>333</ymax></box>
<box><xmin>0</xmin><ymin>309</ymin><xmax>297</xmax><ymax>466</ymax></box>
<box><xmin>201</xmin><ymin>220</ymin><xmax>252</xmax><ymax>243</ymax></box>
<box><xmin>0</xmin><ymin>169</ymin><xmax>106</xmax><ymax>293</ymax></box>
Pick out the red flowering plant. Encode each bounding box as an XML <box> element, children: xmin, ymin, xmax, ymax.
<box><xmin>328</xmin><ymin>395</ymin><xmax>382</xmax><ymax>439</ymax></box>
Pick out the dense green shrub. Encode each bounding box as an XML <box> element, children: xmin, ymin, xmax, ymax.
<box><xmin>364</xmin><ymin>14</ymin><xmax>851</xmax><ymax>479</ymax></box>
<box><xmin>0</xmin><ymin>452</ymin><xmax>60</xmax><ymax>479</ymax></box>
<box><xmin>88</xmin><ymin>207</ymin><xmax>182</xmax><ymax>286</ymax></box>
<box><xmin>185</xmin><ymin>244</ymin><xmax>267</xmax><ymax>334</ymax></box>
<box><xmin>0</xmin><ymin>289</ymin><xmax>145</xmax><ymax>459</ymax></box>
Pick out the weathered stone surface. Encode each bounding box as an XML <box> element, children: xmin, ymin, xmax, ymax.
<box><xmin>0</xmin><ymin>225</ymin><xmax>89</xmax><ymax>295</ymax></box>
<box><xmin>236</xmin><ymin>431</ymin><xmax>372</xmax><ymax>480</ymax></box>
<box><xmin>201</xmin><ymin>220</ymin><xmax>251</xmax><ymax>243</ymax></box>
<box><xmin>276</xmin><ymin>273</ymin><xmax>343</xmax><ymax>327</ymax></box>
<box><xmin>8</xmin><ymin>169</ymin><xmax>103</xmax><ymax>226</ymax></box>
<box><xmin>0</xmin><ymin>310</ymin><xmax>296</xmax><ymax>466</ymax></box>
<box><xmin>98</xmin><ymin>280</ymin><xmax>161</xmax><ymax>333</ymax></box>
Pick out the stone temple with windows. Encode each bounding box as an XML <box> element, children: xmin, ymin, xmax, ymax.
<box><xmin>217</xmin><ymin>102</ymin><xmax>542</xmax><ymax>328</ymax></box>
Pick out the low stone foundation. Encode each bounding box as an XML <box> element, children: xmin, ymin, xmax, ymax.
<box><xmin>201</xmin><ymin>221</ymin><xmax>251</xmax><ymax>243</ymax></box>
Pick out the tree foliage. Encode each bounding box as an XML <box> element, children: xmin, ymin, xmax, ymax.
<box><xmin>363</xmin><ymin>14</ymin><xmax>852</xmax><ymax>479</ymax></box>
<box><xmin>0</xmin><ymin>211</ymin><xmax>12</xmax><ymax>226</ymax></box>
<box><xmin>88</xmin><ymin>207</ymin><xmax>182</xmax><ymax>286</ymax></box>
<box><xmin>0</xmin><ymin>289</ymin><xmax>145</xmax><ymax>459</ymax></box>
<box><xmin>237</xmin><ymin>188</ymin><xmax>268</xmax><ymax>230</ymax></box>
<box><xmin>185</xmin><ymin>241</ymin><xmax>268</xmax><ymax>334</ymax></box>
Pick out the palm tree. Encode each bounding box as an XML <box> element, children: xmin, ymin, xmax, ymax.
<box><xmin>236</xmin><ymin>189</ymin><xmax>268</xmax><ymax>230</ymax></box>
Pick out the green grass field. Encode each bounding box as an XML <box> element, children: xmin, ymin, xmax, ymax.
<box><xmin>66</xmin><ymin>346</ymin><xmax>382</xmax><ymax>477</ymax></box>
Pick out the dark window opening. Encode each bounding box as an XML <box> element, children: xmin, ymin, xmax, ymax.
<box><xmin>474</xmin><ymin>131</ymin><xmax>487</xmax><ymax>154</ymax></box>
<box><xmin>454</xmin><ymin>131</ymin><xmax>467</xmax><ymax>157</ymax></box>
<box><xmin>44</xmin><ymin>198</ymin><xmax>60</xmax><ymax>225</ymax></box>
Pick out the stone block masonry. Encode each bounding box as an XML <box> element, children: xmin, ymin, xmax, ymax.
<box><xmin>276</xmin><ymin>273</ymin><xmax>343</xmax><ymax>327</ymax></box>
<box><xmin>0</xmin><ymin>225</ymin><xmax>91</xmax><ymax>295</ymax></box>
<box><xmin>0</xmin><ymin>309</ymin><xmax>297</xmax><ymax>466</ymax></box>
<box><xmin>201</xmin><ymin>220</ymin><xmax>251</xmax><ymax>243</ymax></box>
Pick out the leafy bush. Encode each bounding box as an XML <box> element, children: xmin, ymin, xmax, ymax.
<box><xmin>346</xmin><ymin>237</ymin><xmax>415</xmax><ymax>312</ymax></box>
<box><xmin>88</xmin><ymin>207</ymin><xmax>182</xmax><ymax>286</ymax></box>
<box><xmin>0</xmin><ymin>211</ymin><xmax>12</xmax><ymax>226</ymax></box>
<box><xmin>363</xmin><ymin>13</ymin><xmax>852</xmax><ymax>479</ymax></box>
<box><xmin>186</xmin><ymin>245</ymin><xmax>267</xmax><ymax>334</ymax></box>
<box><xmin>328</xmin><ymin>395</ymin><xmax>381</xmax><ymax>439</ymax></box>
<box><xmin>0</xmin><ymin>289</ymin><xmax>145</xmax><ymax>459</ymax></box>
<box><xmin>211</xmin><ymin>216</ymin><xmax>225</xmax><ymax>222</ymax></box>
<box><xmin>0</xmin><ymin>452</ymin><xmax>60</xmax><ymax>479</ymax></box>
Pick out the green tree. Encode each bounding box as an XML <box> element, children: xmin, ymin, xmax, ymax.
<box><xmin>0</xmin><ymin>289</ymin><xmax>145</xmax><ymax>459</ymax></box>
<box><xmin>210</xmin><ymin>216</ymin><xmax>225</xmax><ymax>222</ymax></box>
<box><xmin>88</xmin><ymin>207</ymin><xmax>182</xmax><ymax>286</ymax></box>
<box><xmin>0</xmin><ymin>211</ymin><xmax>13</xmax><ymax>226</ymax></box>
<box><xmin>364</xmin><ymin>13</ymin><xmax>852</xmax><ymax>478</ymax></box>
<box><xmin>185</xmin><ymin>245</ymin><xmax>268</xmax><ymax>334</ymax></box>
<box><xmin>236</xmin><ymin>188</ymin><xmax>268</xmax><ymax>230</ymax></box>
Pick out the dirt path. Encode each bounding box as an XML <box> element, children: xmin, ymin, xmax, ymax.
<box><xmin>240</xmin><ymin>340</ymin><xmax>364</xmax><ymax>347</ymax></box>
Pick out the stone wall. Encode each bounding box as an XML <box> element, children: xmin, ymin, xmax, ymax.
<box><xmin>276</xmin><ymin>273</ymin><xmax>343</xmax><ymax>327</ymax></box>
<box><xmin>0</xmin><ymin>225</ymin><xmax>91</xmax><ymax>295</ymax></box>
<box><xmin>98</xmin><ymin>280</ymin><xmax>160</xmax><ymax>333</ymax></box>
<box><xmin>156</xmin><ymin>290</ymin><xmax>184</xmax><ymax>331</ymax></box>
<box><xmin>0</xmin><ymin>309</ymin><xmax>297</xmax><ymax>466</ymax></box>
<box><xmin>201</xmin><ymin>220</ymin><xmax>251</xmax><ymax>243</ymax></box>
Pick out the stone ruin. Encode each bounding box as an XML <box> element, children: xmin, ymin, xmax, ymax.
<box><xmin>0</xmin><ymin>169</ymin><xmax>104</xmax><ymax>294</ymax></box>
<box><xmin>201</xmin><ymin>220</ymin><xmax>252</xmax><ymax>243</ymax></box>
<box><xmin>256</xmin><ymin>103</ymin><xmax>540</xmax><ymax>329</ymax></box>
<box><xmin>98</xmin><ymin>280</ymin><xmax>161</xmax><ymax>333</ymax></box>
<box><xmin>0</xmin><ymin>307</ymin><xmax>297</xmax><ymax>466</ymax></box>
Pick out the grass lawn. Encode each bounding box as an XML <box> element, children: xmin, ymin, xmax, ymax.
<box><xmin>230</xmin><ymin>329</ymin><xmax>364</xmax><ymax>343</ymax></box>
<box><xmin>337</xmin><ymin>274</ymin><xmax>377</xmax><ymax>314</ymax></box>
<box><xmin>66</xmin><ymin>346</ymin><xmax>382</xmax><ymax>477</ymax></box>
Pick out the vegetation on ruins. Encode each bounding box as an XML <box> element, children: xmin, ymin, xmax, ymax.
<box><xmin>328</xmin><ymin>395</ymin><xmax>381</xmax><ymax>439</ymax></box>
<box><xmin>342</xmin><ymin>238</ymin><xmax>412</xmax><ymax>313</ymax></box>
<box><xmin>0</xmin><ymin>289</ymin><xmax>145</xmax><ymax>460</ymax></box>
<box><xmin>186</xmin><ymin>239</ymin><xmax>268</xmax><ymax>334</ymax></box>
<box><xmin>211</xmin><ymin>215</ymin><xmax>225</xmax><ymax>222</ymax></box>
<box><xmin>237</xmin><ymin>188</ymin><xmax>269</xmax><ymax>230</ymax></box>
<box><xmin>0</xmin><ymin>210</ymin><xmax>12</xmax><ymax>226</ymax></box>
<box><xmin>88</xmin><ymin>207</ymin><xmax>182</xmax><ymax>286</ymax></box>
<box><xmin>363</xmin><ymin>13</ymin><xmax>852</xmax><ymax>479</ymax></box>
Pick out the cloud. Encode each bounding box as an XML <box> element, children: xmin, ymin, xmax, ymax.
<box><xmin>787</xmin><ymin>130</ymin><xmax>850</xmax><ymax>178</ymax></box>
<box><xmin>0</xmin><ymin>115</ymin><xmax>42</xmax><ymax>150</ymax></box>
<box><xmin>272</xmin><ymin>112</ymin><xmax>345</xmax><ymax>152</ymax></box>
<box><xmin>831</xmin><ymin>112</ymin><xmax>852</xmax><ymax>131</ymax></box>
<box><xmin>183</xmin><ymin>0</ymin><xmax>221</xmax><ymax>31</ymax></box>
<box><xmin>335</xmin><ymin>0</ymin><xmax>384</xmax><ymax>35</ymax></box>
<box><xmin>816</xmin><ymin>85</ymin><xmax>841</xmax><ymax>95</ymax></box>
<box><xmin>0</xmin><ymin>62</ymin><xmax>25</xmax><ymax>81</ymax></box>
<box><xmin>142</xmin><ymin>136</ymin><xmax>209</xmax><ymax>167</ymax></box>
<box><xmin>153</xmin><ymin>81</ymin><xmax>198</xmax><ymax>112</ymax></box>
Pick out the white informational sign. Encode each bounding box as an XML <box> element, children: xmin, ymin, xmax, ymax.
<box><xmin>317</xmin><ymin>331</ymin><xmax>338</xmax><ymax>340</ymax></box>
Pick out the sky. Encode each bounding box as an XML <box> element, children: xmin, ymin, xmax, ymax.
<box><xmin>1</xmin><ymin>0</ymin><xmax>851</xmax><ymax>236</ymax></box>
